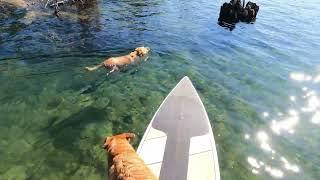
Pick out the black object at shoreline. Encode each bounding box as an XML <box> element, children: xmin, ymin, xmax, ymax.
<box><xmin>218</xmin><ymin>0</ymin><xmax>259</xmax><ymax>30</ymax></box>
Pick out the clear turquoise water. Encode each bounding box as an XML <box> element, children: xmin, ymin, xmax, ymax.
<box><xmin>1</xmin><ymin>0</ymin><xmax>320</xmax><ymax>179</ymax></box>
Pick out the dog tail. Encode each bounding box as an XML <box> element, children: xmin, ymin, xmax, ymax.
<box><xmin>85</xmin><ymin>64</ymin><xmax>103</xmax><ymax>71</ymax></box>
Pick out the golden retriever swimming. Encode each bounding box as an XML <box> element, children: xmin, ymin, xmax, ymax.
<box><xmin>103</xmin><ymin>133</ymin><xmax>157</xmax><ymax>180</ymax></box>
<box><xmin>85</xmin><ymin>47</ymin><xmax>150</xmax><ymax>73</ymax></box>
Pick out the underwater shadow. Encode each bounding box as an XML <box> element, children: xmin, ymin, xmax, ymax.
<box><xmin>46</xmin><ymin>106</ymin><xmax>105</xmax><ymax>149</ymax></box>
<box><xmin>43</xmin><ymin>106</ymin><xmax>107</xmax><ymax>176</ymax></box>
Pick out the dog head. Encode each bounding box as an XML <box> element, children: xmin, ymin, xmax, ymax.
<box><xmin>135</xmin><ymin>47</ymin><xmax>150</xmax><ymax>57</ymax></box>
<box><xmin>103</xmin><ymin>133</ymin><xmax>136</xmax><ymax>154</ymax></box>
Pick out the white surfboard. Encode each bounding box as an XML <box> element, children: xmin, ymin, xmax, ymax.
<box><xmin>137</xmin><ymin>76</ymin><xmax>220</xmax><ymax>180</ymax></box>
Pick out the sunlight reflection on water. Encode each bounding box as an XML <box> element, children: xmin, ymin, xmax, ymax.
<box><xmin>311</xmin><ymin>111</ymin><xmax>320</xmax><ymax>124</ymax></box>
<box><xmin>271</xmin><ymin>110</ymin><xmax>299</xmax><ymax>135</ymax></box>
<box><xmin>245</xmin><ymin>71</ymin><xmax>320</xmax><ymax>178</ymax></box>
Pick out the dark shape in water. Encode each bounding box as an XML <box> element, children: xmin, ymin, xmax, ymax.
<box><xmin>79</xmin><ymin>77</ymin><xmax>106</xmax><ymax>94</ymax></box>
<box><xmin>218</xmin><ymin>21</ymin><xmax>236</xmax><ymax>31</ymax></box>
<box><xmin>218</xmin><ymin>0</ymin><xmax>259</xmax><ymax>30</ymax></box>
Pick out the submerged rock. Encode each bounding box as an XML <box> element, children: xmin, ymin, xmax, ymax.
<box><xmin>0</xmin><ymin>0</ymin><xmax>97</xmax><ymax>23</ymax></box>
<box><xmin>0</xmin><ymin>0</ymin><xmax>50</xmax><ymax>25</ymax></box>
<box><xmin>0</xmin><ymin>0</ymin><xmax>28</xmax><ymax>8</ymax></box>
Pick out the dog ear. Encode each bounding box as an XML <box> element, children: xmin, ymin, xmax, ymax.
<box><xmin>135</xmin><ymin>48</ymin><xmax>142</xmax><ymax>56</ymax></box>
<box><xmin>103</xmin><ymin>137</ymin><xmax>111</xmax><ymax>149</ymax></box>
<box><xmin>124</xmin><ymin>133</ymin><xmax>136</xmax><ymax>142</ymax></box>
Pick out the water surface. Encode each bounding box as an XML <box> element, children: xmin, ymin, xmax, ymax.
<box><xmin>1</xmin><ymin>0</ymin><xmax>320</xmax><ymax>179</ymax></box>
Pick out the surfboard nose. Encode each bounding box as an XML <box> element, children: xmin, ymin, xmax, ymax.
<box><xmin>169</xmin><ymin>76</ymin><xmax>199</xmax><ymax>98</ymax></box>
<box><xmin>152</xmin><ymin>75</ymin><xmax>209</xmax><ymax>135</ymax></box>
<box><xmin>181</xmin><ymin>76</ymin><xmax>191</xmax><ymax>82</ymax></box>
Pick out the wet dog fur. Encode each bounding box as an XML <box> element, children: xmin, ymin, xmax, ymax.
<box><xmin>103</xmin><ymin>133</ymin><xmax>157</xmax><ymax>180</ymax></box>
<box><xmin>85</xmin><ymin>47</ymin><xmax>150</xmax><ymax>74</ymax></box>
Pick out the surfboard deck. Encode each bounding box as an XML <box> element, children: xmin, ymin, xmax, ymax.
<box><xmin>137</xmin><ymin>76</ymin><xmax>220</xmax><ymax>180</ymax></box>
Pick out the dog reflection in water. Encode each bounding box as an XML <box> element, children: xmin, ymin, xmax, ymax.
<box><xmin>85</xmin><ymin>47</ymin><xmax>150</xmax><ymax>74</ymax></box>
<box><xmin>103</xmin><ymin>133</ymin><xmax>157</xmax><ymax>180</ymax></box>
